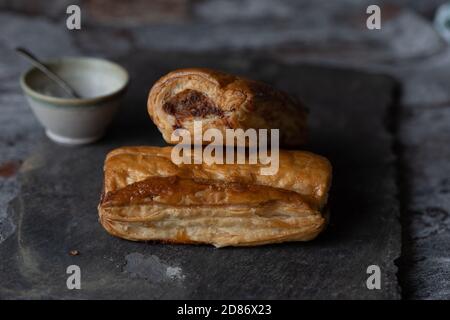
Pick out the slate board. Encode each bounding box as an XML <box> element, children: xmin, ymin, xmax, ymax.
<box><xmin>0</xmin><ymin>53</ymin><xmax>401</xmax><ymax>299</ymax></box>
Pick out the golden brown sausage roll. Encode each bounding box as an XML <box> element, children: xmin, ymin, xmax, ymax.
<box><xmin>147</xmin><ymin>68</ymin><xmax>307</xmax><ymax>147</ymax></box>
<box><xmin>98</xmin><ymin>146</ymin><xmax>332</xmax><ymax>247</ymax></box>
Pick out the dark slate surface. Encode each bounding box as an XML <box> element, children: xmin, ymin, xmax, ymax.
<box><xmin>397</xmin><ymin>106</ymin><xmax>450</xmax><ymax>299</ymax></box>
<box><xmin>0</xmin><ymin>54</ymin><xmax>400</xmax><ymax>299</ymax></box>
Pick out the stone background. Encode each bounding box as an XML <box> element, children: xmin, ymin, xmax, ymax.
<box><xmin>1</xmin><ymin>0</ymin><xmax>450</xmax><ymax>299</ymax></box>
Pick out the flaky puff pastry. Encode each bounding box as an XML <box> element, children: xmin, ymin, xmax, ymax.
<box><xmin>147</xmin><ymin>68</ymin><xmax>307</xmax><ymax>147</ymax></box>
<box><xmin>98</xmin><ymin>146</ymin><xmax>332</xmax><ymax>247</ymax></box>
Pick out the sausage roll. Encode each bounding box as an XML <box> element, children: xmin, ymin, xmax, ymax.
<box><xmin>98</xmin><ymin>146</ymin><xmax>332</xmax><ymax>247</ymax></box>
<box><xmin>147</xmin><ymin>68</ymin><xmax>307</xmax><ymax>147</ymax></box>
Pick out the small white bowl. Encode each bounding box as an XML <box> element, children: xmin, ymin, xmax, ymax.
<box><xmin>20</xmin><ymin>57</ymin><xmax>129</xmax><ymax>145</ymax></box>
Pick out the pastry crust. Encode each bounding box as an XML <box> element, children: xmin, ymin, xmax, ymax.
<box><xmin>98</xmin><ymin>146</ymin><xmax>332</xmax><ymax>247</ymax></box>
<box><xmin>147</xmin><ymin>68</ymin><xmax>308</xmax><ymax>147</ymax></box>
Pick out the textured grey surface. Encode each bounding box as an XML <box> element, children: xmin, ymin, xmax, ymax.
<box><xmin>396</xmin><ymin>106</ymin><xmax>450</xmax><ymax>299</ymax></box>
<box><xmin>0</xmin><ymin>55</ymin><xmax>400</xmax><ymax>299</ymax></box>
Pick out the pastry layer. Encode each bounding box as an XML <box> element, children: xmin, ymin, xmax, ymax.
<box><xmin>98</xmin><ymin>146</ymin><xmax>332</xmax><ymax>247</ymax></box>
<box><xmin>147</xmin><ymin>68</ymin><xmax>308</xmax><ymax>147</ymax></box>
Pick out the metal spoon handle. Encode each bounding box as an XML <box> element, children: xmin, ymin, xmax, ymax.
<box><xmin>15</xmin><ymin>47</ymin><xmax>80</xmax><ymax>99</ymax></box>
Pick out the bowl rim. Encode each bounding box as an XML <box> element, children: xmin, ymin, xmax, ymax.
<box><xmin>20</xmin><ymin>56</ymin><xmax>129</xmax><ymax>106</ymax></box>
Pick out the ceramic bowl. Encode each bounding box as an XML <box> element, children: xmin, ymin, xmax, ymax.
<box><xmin>20</xmin><ymin>57</ymin><xmax>129</xmax><ymax>145</ymax></box>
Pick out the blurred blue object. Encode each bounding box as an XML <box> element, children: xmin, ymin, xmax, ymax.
<box><xmin>434</xmin><ymin>3</ymin><xmax>450</xmax><ymax>43</ymax></box>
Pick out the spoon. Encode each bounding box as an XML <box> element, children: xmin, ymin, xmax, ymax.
<box><xmin>15</xmin><ymin>47</ymin><xmax>81</xmax><ymax>99</ymax></box>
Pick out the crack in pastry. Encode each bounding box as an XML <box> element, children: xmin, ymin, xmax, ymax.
<box><xmin>147</xmin><ymin>68</ymin><xmax>308</xmax><ymax>147</ymax></box>
<box><xmin>98</xmin><ymin>146</ymin><xmax>332</xmax><ymax>247</ymax></box>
